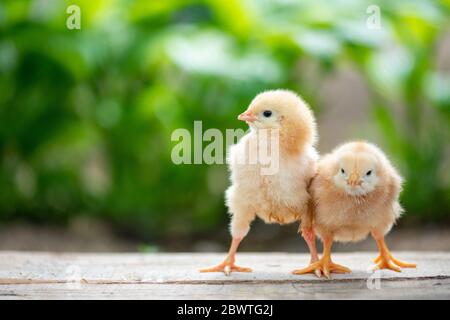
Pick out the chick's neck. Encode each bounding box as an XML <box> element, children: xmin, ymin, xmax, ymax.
<box><xmin>279</xmin><ymin>120</ymin><xmax>311</xmax><ymax>156</ymax></box>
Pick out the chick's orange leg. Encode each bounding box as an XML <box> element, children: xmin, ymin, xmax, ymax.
<box><xmin>292</xmin><ymin>236</ymin><xmax>351</xmax><ymax>279</ymax></box>
<box><xmin>199</xmin><ymin>237</ymin><xmax>252</xmax><ymax>275</ymax></box>
<box><xmin>371</xmin><ymin>231</ymin><xmax>416</xmax><ymax>272</ymax></box>
<box><xmin>297</xmin><ymin>227</ymin><xmax>321</xmax><ymax>277</ymax></box>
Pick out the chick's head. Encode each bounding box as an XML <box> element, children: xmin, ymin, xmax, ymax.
<box><xmin>331</xmin><ymin>142</ymin><xmax>384</xmax><ymax>196</ymax></box>
<box><xmin>238</xmin><ymin>89</ymin><xmax>317</xmax><ymax>144</ymax></box>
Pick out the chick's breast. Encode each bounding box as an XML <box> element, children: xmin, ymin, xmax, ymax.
<box><xmin>226</xmin><ymin>134</ymin><xmax>317</xmax><ymax>230</ymax></box>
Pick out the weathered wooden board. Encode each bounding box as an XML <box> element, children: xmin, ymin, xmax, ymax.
<box><xmin>0</xmin><ymin>251</ymin><xmax>449</xmax><ymax>299</ymax></box>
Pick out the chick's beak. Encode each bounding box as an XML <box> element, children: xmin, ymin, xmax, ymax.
<box><xmin>347</xmin><ymin>172</ymin><xmax>362</xmax><ymax>187</ymax></box>
<box><xmin>238</xmin><ymin>111</ymin><xmax>257</xmax><ymax>122</ymax></box>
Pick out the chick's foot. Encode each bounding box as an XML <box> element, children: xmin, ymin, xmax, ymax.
<box><xmin>199</xmin><ymin>237</ymin><xmax>252</xmax><ymax>275</ymax></box>
<box><xmin>199</xmin><ymin>261</ymin><xmax>252</xmax><ymax>276</ymax></box>
<box><xmin>292</xmin><ymin>257</ymin><xmax>351</xmax><ymax>279</ymax></box>
<box><xmin>372</xmin><ymin>235</ymin><xmax>416</xmax><ymax>272</ymax></box>
<box><xmin>373</xmin><ymin>253</ymin><xmax>416</xmax><ymax>272</ymax></box>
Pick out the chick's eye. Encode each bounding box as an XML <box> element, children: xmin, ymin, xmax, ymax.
<box><xmin>341</xmin><ymin>168</ymin><xmax>345</xmax><ymax>174</ymax></box>
<box><xmin>263</xmin><ymin>110</ymin><xmax>272</xmax><ymax>118</ymax></box>
<box><xmin>366</xmin><ymin>170</ymin><xmax>372</xmax><ymax>176</ymax></box>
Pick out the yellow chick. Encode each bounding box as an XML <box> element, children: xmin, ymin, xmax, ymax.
<box><xmin>293</xmin><ymin>141</ymin><xmax>416</xmax><ymax>278</ymax></box>
<box><xmin>200</xmin><ymin>89</ymin><xmax>320</xmax><ymax>275</ymax></box>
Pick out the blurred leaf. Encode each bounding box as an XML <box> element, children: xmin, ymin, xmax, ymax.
<box><xmin>424</xmin><ymin>71</ymin><xmax>450</xmax><ymax>113</ymax></box>
<box><xmin>365</xmin><ymin>46</ymin><xmax>414</xmax><ymax>99</ymax></box>
<box><xmin>165</xmin><ymin>28</ymin><xmax>281</xmax><ymax>82</ymax></box>
<box><xmin>294</xmin><ymin>29</ymin><xmax>341</xmax><ymax>59</ymax></box>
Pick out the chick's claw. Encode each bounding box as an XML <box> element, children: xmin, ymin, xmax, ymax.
<box><xmin>309</xmin><ymin>257</ymin><xmax>322</xmax><ymax>278</ymax></box>
<box><xmin>314</xmin><ymin>266</ymin><xmax>322</xmax><ymax>278</ymax></box>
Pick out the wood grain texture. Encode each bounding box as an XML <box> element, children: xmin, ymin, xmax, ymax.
<box><xmin>0</xmin><ymin>251</ymin><xmax>449</xmax><ymax>299</ymax></box>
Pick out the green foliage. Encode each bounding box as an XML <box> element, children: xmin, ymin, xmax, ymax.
<box><xmin>0</xmin><ymin>0</ymin><xmax>449</xmax><ymax>237</ymax></box>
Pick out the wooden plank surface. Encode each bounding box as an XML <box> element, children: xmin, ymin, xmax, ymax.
<box><xmin>0</xmin><ymin>251</ymin><xmax>449</xmax><ymax>299</ymax></box>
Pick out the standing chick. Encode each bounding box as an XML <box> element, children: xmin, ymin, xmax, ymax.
<box><xmin>200</xmin><ymin>89</ymin><xmax>320</xmax><ymax>275</ymax></box>
<box><xmin>293</xmin><ymin>141</ymin><xmax>416</xmax><ymax>278</ymax></box>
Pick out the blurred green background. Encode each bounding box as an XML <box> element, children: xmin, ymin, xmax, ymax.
<box><xmin>1</xmin><ymin>0</ymin><xmax>450</xmax><ymax>251</ymax></box>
